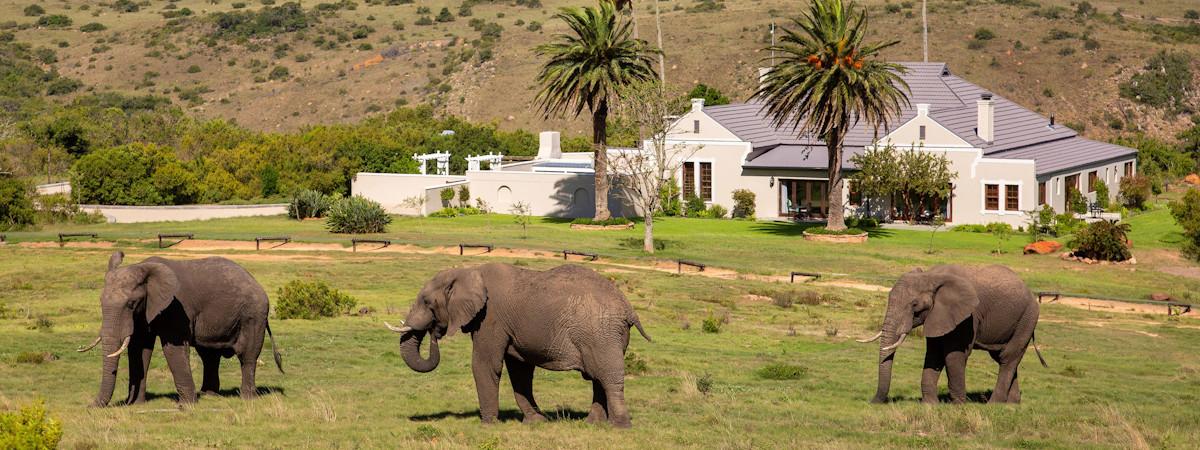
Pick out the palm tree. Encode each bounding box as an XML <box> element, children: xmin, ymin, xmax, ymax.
<box><xmin>753</xmin><ymin>0</ymin><xmax>909</xmax><ymax>231</ymax></box>
<box><xmin>535</xmin><ymin>1</ymin><xmax>658</xmax><ymax>221</ymax></box>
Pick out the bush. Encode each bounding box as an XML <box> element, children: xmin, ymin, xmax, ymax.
<box><xmin>1067</xmin><ymin>187</ymin><xmax>1087</xmax><ymax>214</ymax></box>
<box><xmin>0</xmin><ymin>401</ymin><xmax>62</xmax><ymax>449</ymax></box>
<box><xmin>952</xmin><ymin>224</ymin><xmax>988</xmax><ymax>233</ymax></box>
<box><xmin>23</xmin><ymin>4</ymin><xmax>44</xmax><ymax>16</ymax></box>
<box><xmin>1170</xmin><ymin>189</ymin><xmax>1200</xmax><ymax>261</ymax></box>
<box><xmin>1118</xmin><ymin>51</ymin><xmax>1193</xmax><ymax>111</ymax></box>
<box><xmin>705</xmin><ymin>204</ymin><xmax>728</xmax><ymax>219</ymax></box>
<box><xmin>844</xmin><ymin>216</ymin><xmax>879</xmax><ymax>229</ymax></box>
<box><xmin>439</xmin><ymin>186</ymin><xmax>455</xmax><ymax>206</ymax></box>
<box><xmin>457</xmin><ymin>185</ymin><xmax>470</xmax><ymax>206</ymax></box>
<box><xmin>326</xmin><ymin>195</ymin><xmax>391</xmax><ymax>233</ymax></box>
<box><xmin>275</xmin><ymin>280</ymin><xmax>358</xmax><ymax>319</ymax></box>
<box><xmin>36</xmin><ymin>15</ymin><xmax>72</xmax><ymax>28</ymax></box>
<box><xmin>1120</xmin><ymin>175</ymin><xmax>1151</xmax><ymax>210</ymax></box>
<box><xmin>701</xmin><ymin>314</ymin><xmax>722</xmax><ymax>333</ymax></box>
<box><xmin>658</xmin><ymin>178</ymin><xmax>681</xmax><ymax>216</ymax></box>
<box><xmin>429</xmin><ymin>206</ymin><xmax>484</xmax><ymax>218</ymax></box>
<box><xmin>1094</xmin><ymin>180</ymin><xmax>1110</xmax><ymax>209</ymax></box>
<box><xmin>288</xmin><ymin>189</ymin><xmax>332</xmax><ymax>219</ymax></box>
<box><xmin>684</xmin><ymin>196</ymin><xmax>705</xmax><ymax>217</ymax></box>
<box><xmin>34</xmin><ymin>194</ymin><xmax>105</xmax><ymax>225</ymax></box>
<box><xmin>436</xmin><ymin>7</ymin><xmax>455</xmax><ymax>22</ymax></box>
<box><xmin>973</xmin><ymin>28</ymin><xmax>996</xmax><ymax>40</ymax></box>
<box><xmin>1069</xmin><ymin>220</ymin><xmax>1132</xmax><ymax>261</ymax></box>
<box><xmin>268</xmin><ymin>65</ymin><xmax>290</xmax><ymax>81</ymax></box>
<box><xmin>0</xmin><ymin>176</ymin><xmax>35</xmax><ymax>231</ymax></box>
<box><xmin>731</xmin><ymin>189</ymin><xmax>755</xmax><ymax>218</ymax></box>
<box><xmin>1054</xmin><ymin>213</ymin><xmax>1083</xmax><ymax>236</ymax></box>
<box><xmin>988</xmin><ymin>222</ymin><xmax>1014</xmax><ymax>254</ymax></box>
<box><xmin>79</xmin><ymin>22</ymin><xmax>107</xmax><ymax>32</ymax></box>
<box><xmin>755</xmin><ymin>363</ymin><xmax>807</xmax><ymax>380</ymax></box>
<box><xmin>624</xmin><ymin>352</ymin><xmax>648</xmax><ymax>375</ymax></box>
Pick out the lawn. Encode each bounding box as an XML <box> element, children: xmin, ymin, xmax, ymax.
<box><xmin>5</xmin><ymin>200</ymin><xmax>1198</xmax><ymax>301</ymax></box>
<box><xmin>1</xmin><ymin>243</ymin><xmax>1198</xmax><ymax>448</ymax></box>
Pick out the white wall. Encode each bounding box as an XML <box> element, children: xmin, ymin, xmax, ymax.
<box><xmin>1040</xmin><ymin>159</ymin><xmax>1136</xmax><ymax>213</ymax></box>
<box><xmin>468</xmin><ymin>170</ymin><xmax>632</xmax><ymax>218</ymax></box>
<box><xmin>351</xmin><ymin>173</ymin><xmax>467</xmax><ymax>215</ymax></box>
<box><xmin>81</xmin><ymin>204</ymin><xmax>288</xmax><ymax>223</ymax></box>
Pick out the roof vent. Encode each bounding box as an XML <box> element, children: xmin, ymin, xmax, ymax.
<box><xmin>941</xmin><ymin>66</ymin><xmax>951</xmax><ymax>77</ymax></box>
<box><xmin>1048</xmin><ymin>115</ymin><xmax>1056</xmax><ymax>128</ymax></box>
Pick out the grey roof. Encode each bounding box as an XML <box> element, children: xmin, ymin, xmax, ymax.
<box><xmin>707</xmin><ymin>62</ymin><xmax>1135</xmax><ymax>176</ymax></box>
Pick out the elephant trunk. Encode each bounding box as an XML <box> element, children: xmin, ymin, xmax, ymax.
<box><xmin>872</xmin><ymin>309</ymin><xmax>912</xmax><ymax>404</ymax></box>
<box><xmin>399</xmin><ymin>330</ymin><xmax>440</xmax><ymax>373</ymax></box>
<box><xmin>95</xmin><ymin>337</ymin><xmax>123</xmax><ymax>407</ymax></box>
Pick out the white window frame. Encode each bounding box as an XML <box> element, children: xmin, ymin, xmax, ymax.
<box><xmin>981</xmin><ymin>179</ymin><xmax>1024</xmax><ymax>215</ymax></box>
<box><xmin>682</xmin><ymin>158</ymin><xmax>716</xmax><ymax>203</ymax></box>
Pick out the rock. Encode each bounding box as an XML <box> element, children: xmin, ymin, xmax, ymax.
<box><xmin>1024</xmin><ymin>240</ymin><xmax>1063</xmax><ymax>255</ymax></box>
<box><xmin>1186</xmin><ymin>174</ymin><xmax>1200</xmax><ymax>186</ymax></box>
<box><xmin>1150</xmin><ymin>293</ymin><xmax>1172</xmax><ymax>302</ymax></box>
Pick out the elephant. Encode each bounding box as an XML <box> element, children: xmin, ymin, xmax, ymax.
<box><xmin>385</xmin><ymin>263</ymin><xmax>651</xmax><ymax>428</ymax></box>
<box><xmin>859</xmin><ymin>264</ymin><xmax>1046</xmax><ymax>404</ymax></box>
<box><xmin>78</xmin><ymin>251</ymin><xmax>282</xmax><ymax>407</ymax></box>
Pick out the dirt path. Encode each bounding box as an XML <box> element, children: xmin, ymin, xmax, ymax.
<box><xmin>1049</xmin><ymin>296</ymin><xmax>1193</xmax><ymax>316</ymax></box>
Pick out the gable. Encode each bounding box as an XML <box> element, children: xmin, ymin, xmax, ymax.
<box><xmin>666</xmin><ymin>108</ymin><xmax>742</xmax><ymax>142</ymax></box>
<box><xmin>876</xmin><ymin>111</ymin><xmax>972</xmax><ymax>148</ymax></box>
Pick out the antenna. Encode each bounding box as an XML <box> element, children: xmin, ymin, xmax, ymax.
<box><xmin>922</xmin><ymin>0</ymin><xmax>929</xmax><ymax>62</ymax></box>
<box><xmin>770</xmin><ymin>21</ymin><xmax>776</xmax><ymax>65</ymax></box>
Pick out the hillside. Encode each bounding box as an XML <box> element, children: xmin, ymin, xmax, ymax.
<box><xmin>2</xmin><ymin>0</ymin><xmax>1198</xmax><ymax>141</ymax></box>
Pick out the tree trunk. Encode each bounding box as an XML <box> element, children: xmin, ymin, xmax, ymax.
<box><xmin>592</xmin><ymin>100</ymin><xmax>612</xmax><ymax>221</ymax></box>
<box><xmin>643</xmin><ymin>213</ymin><xmax>654</xmax><ymax>253</ymax></box>
<box><xmin>825</xmin><ymin>130</ymin><xmax>846</xmax><ymax>231</ymax></box>
<box><xmin>655</xmin><ymin>0</ymin><xmax>665</xmax><ymax>84</ymax></box>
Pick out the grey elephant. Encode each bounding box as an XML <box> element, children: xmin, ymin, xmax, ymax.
<box><xmin>859</xmin><ymin>264</ymin><xmax>1045</xmax><ymax>404</ymax></box>
<box><xmin>78</xmin><ymin>251</ymin><xmax>282</xmax><ymax>406</ymax></box>
<box><xmin>386</xmin><ymin>263</ymin><xmax>650</xmax><ymax>427</ymax></box>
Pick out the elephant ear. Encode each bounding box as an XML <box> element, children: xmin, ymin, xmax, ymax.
<box><xmin>107</xmin><ymin>251</ymin><xmax>124</xmax><ymax>272</ymax></box>
<box><xmin>924</xmin><ymin>274</ymin><xmax>978</xmax><ymax>338</ymax></box>
<box><xmin>136</xmin><ymin>262</ymin><xmax>181</xmax><ymax>322</ymax></box>
<box><xmin>444</xmin><ymin>269</ymin><xmax>487</xmax><ymax>335</ymax></box>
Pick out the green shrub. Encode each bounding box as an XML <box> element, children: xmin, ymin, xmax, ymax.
<box><xmin>695</xmin><ymin>373</ymin><xmax>714</xmax><ymax>394</ymax></box>
<box><xmin>1069</xmin><ymin>220</ymin><xmax>1132</xmax><ymax>261</ymax></box>
<box><xmin>755</xmin><ymin>363</ymin><xmax>807</xmax><ymax>380</ymax></box>
<box><xmin>730</xmin><ymin>189</ymin><xmax>755</xmax><ymax>218</ymax></box>
<box><xmin>684</xmin><ymin>196</ymin><xmax>706</xmax><ymax>217</ymax></box>
<box><xmin>1067</xmin><ymin>187</ymin><xmax>1087</xmax><ymax>214</ymax></box>
<box><xmin>1095</xmin><ymin>180</ymin><xmax>1110</xmax><ymax>209</ymax></box>
<box><xmin>1054</xmin><ymin>213</ymin><xmax>1084</xmax><ymax>236</ymax></box>
<box><xmin>415</xmin><ymin>16</ymin><xmax>433</xmax><ymax>26</ymax></box>
<box><xmin>34</xmin><ymin>194</ymin><xmax>105</xmax><ymax>225</ymax></box>
<box><xmin>701</xmin><ymin>314</ymin><xmax>722</xmax><ymax>333</ymax></box>
<box><xmin>79</xmin><ymin>22</ymin><xmax>107</xmax><ymax>32</ymax></box>
<box><xmin>0</xmin><ymin>401</ymin><xmax>62</xmax><ymax>449</ymax></box>
<box><xmin>658</xmin><ymin>178</ymin><xmax>681</xmax><ymax>216</ymax></box>
<box><xmin>973</xmin><ymin>28</ymin><xmax>996</xmax><ymax>40</ymax></box>
<box><xmin>439</xmin><ymin>187</ymin><xmax>455</xmax><ymax>206</ymax></box>
<box><xmin>1170</xmin><ymin>189</ymin><xmax>1200</xmax><ymax>261</ymax></box>
<box><xmin>952</xmin><ymin>224</ymin><xmax>988</xmax><ymax>233</ymax></box>
<box><xmin>326</xmin><ymin>195</ymin><xmax>391</xmax><ymax>233</ymax></box>
<box><xmin>36</xmin><ymin>15</ymin><xmax>72</xmax><ymax>28</ymax></box>
<box><xmin>705</xmin><ymin>204</ymin><xmax>728</xmax><ymax>219</ymax></box>
<box><xmin>268</xmin><ymin>65</ymin><xmax>290</xmax><ymax>81</ymax></box>
<box><xmin>457</xmin><ymin>185</ymin><xmax>470</xmax><ymax>206</ymax></box>
<box><xmin>1120</xmin><ymin>175</ymin><xmax>1151</xmax><ymax>210</ymax></box>
<box><xmin>23</xmin><ymin>4</ymin><xmax>44</xmax><ymax>16</ymax></box>
<box><xmin>275</xmin><ymin>280</ymin><xmax>358</xmax><ymax>319</ymax></box>
<box><xmin>436</xmin><ymin>7</ymin><xmax>455</xmax><ymax>22</ymax></box>
<box><xmin>15</xmin><ymin>352</ymin><xmax>56</xmax><ymax>364</ymax></box>
<box><xmin>287</xmin><ymin>189</ymin><xmax>332</xmax><ymax>220</ymax></box>
<box><xmin>0</xmin><ymin>176</ymin><xmax>35</xmax><ymax>231</ymax></box>
<box><xmin>210</xmin><ymin>2</ymin><xmax>310</xmax><ymax>38</ymax></box>
<box><xmin>429</xmin><ymin>206</ymin><xmax>484</xmax><ymax>218</ymax></box>
<box><xmin>844</xmin><ymin>216</ymin><xmax>879</xmax><ymax>229</ymax></box>
<box><xmin>988</xmin><ymin>222</ymin><xmax>1014</xmax><ymax>254</ymax></box>
<box><xmin>624</xmin><ymin>352</ymin><xmax>648</xmax><ymax>375</ymax></box>
<box><xmin>1119</xmin><ymin>51</ymin><xmax>1193</xmax><ymax>111</ymax></box>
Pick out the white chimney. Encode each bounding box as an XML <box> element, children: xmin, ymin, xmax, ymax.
<box><xmin>690</xmin><ymin>98</ymin><xmax>705</xmax><ymax>113</ymax></box>
<box><xmin>537</xmin><ymin>131</ymin><xmax>562</xmax><ymax>160</ymax></box>
<box><xmin>977</xmin><ymin>93</ymin><xmax>995</xmax><ymax>143</ymax></box>
<box><xmin>758</xmin><ymin>67</ymin><xmax>771</xmax><ymax>87</ymax></box>
<box><xmin>916</xmin><ymin>103</ymin><xmax>930</xmax><ymax>117</ymax></box>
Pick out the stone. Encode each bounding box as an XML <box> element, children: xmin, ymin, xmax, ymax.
<box><xmin>1186</xmin><ymin>173</ymin><xmax>1200</xmax><ymax>186</ymax></box>
<box><xmin>1024</xmin><ymin>240</ymin><xmax>1063</xmax><ymax>255</ymax></box>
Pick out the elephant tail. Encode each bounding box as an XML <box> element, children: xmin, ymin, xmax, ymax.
<box><xmin>629</xmin><ymin>312</ymin><xmax>651</xmax><ymax>343</ymax></box>
<box><xmin>267</xmin><ymin>319</ymin><xmax>284</xmax><ymax>374</ymax></box>
<box><xmin>1032</xmin><ymin>331</ymin><xmax>1048</xmax><ymax>368</ymax></box>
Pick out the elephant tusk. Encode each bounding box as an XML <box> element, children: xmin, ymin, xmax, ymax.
<box><xmin>77</xmin><ymin>336</ymin><xmax>102</xmax><ymax>352</ymax></box>
<box><xmin>856</xmin><ymin>331</ymin><xmax>883</xmax><ymax>343</ymax></box>
<box><xmin>384</xmin><ymin>321</ymin><xmax>412</xmax><ymax>333</ymax></box>
<box><xmin>106</xmin><ymin>336</ymin><xmax>130</xmax><ymax>358</ymax></box>
<box><xmin>880</xmin><ymin>333</ymin><xmax>907</xmax><ymax>352</ymax></box>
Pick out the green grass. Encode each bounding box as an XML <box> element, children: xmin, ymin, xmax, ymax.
<box><xmin>6</xmin><ymin>201</ymin><xmax>1197</xmax><ymax>300</ymax></box>
<box><xmin>1</xmin><ymin>245</ymin><xmax>1198</xmax><ymax>448</ymax></box>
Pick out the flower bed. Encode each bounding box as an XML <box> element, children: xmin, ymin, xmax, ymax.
<box><xmin>802</xmin><ymin>228</ymin><xmax>868</xmax><ymax>243</ymax></box>
<box><xmin>570</xmin><ymin>222</ymin><xmax>635</xmax><ymax>231</ymax></box>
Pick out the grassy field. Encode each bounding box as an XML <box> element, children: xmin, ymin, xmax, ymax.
<box><xmin>2</xmin><ymin>204</ymin><xmax>1200</xmax><ymax>447</ymax></box>
<box><xmin>1</xmin><ymin>241</ymin><xmax>1199</xmax><ymax>448</ymax></box>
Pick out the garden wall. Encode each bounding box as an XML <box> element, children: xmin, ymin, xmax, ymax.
<box><xmin>82</xmin><ymin>204</ymin><xmax>288</xmax><ymax>223</ymax></box>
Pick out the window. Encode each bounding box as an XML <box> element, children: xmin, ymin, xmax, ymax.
<box><xmin>699</xmin><ymin>162</ymin><xmax>713</xmax><ymax>201</ymax></box>
<box><xmin>919</xmin><ymin>125</ymin><xmax>926</xmax><ymax>140</ymax></box>
<box><xmin>1124</xmin><ymin>161</ymin><xmax>1134</xmax><ymax>177</ymax></box>
<box><xmin>1005</xmin><ymin>185</ymin><xmax>1019</xmax><ymax>211</ymax></box>
<box><xmin>1065</xmin><ymin>174</ymin><xmax>1079</xmax><ymax>193</ymax></box>
<box><xmin>682</xmin><ymin>162</ymin><xmax>695</xmax><ymax>199</ymax></box>
<box><xmin>1038</xmin><ymin>182</ymin><xmax>1046</xmax><ymax>205</ymax></box>
<box><xmin>693</xmin><ymin>120</ymin><xmax>700</xmax><ymax>133</ymax></box>
<box><xmin>1087</xmin><ymin>171</ymin><xmax>1098</xmax><ymax>192</ymax></box>
<box><xmin>985</xmin><ymin>184</ymin><xmax>1000</xmax><ymax>210</ymax></box>
<box><xmin>848</xmin><ymin>181</ymin><xmax>862</xmax><ymax>207</ymax></box>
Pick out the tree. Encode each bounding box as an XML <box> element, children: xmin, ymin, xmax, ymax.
<box><xmin>534</xmin><ymin>1</ymin><xmax>659</xmax><ymax>221</ymax></box>
<box><xmin>849</xmin><ymin>145</ymin><xmax>954</xmax><ymax>223</ymax></box>
<box><xmin>753</xmin><ymin>0</ymin><xmax>909</xmax><ymax>230</ymax></box>
<box><xmin>1170</xmin><ymin>189</ymin><xmax>1200</xmax><ymax>261</ymax></box>
<box><xmin>609</xmin><ymin>79</ymin><xmax>699</xmax><ymax>253</ymax></box>
<box><xmin>0</xmin><ymin>175</ymin><xmax>35</xmax><ymax>231</ymax></box>
<box><xmin>685</xmin><ymin>83</ymin><xmax>731</xmax><ymax>106</ymax></box>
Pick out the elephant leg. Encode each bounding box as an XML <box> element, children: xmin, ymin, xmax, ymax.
<box><xmin>920</xmin><ymin>339</ymin><xmax>945</xmax><ymax>404</ymax></box>
<box><xmin>238</xmin><ymin>345</ymin><xmax>262</xmax><ymax>400</ymax></box>
<box><xmin>197</xmin><ymin>349</ymin><xmax>221</xmax><ymax>396</ymax></box>
<box><xmin>988</xmin><ymin>348</ymin><xmax>1023</xmax><ymax>403</ymax></box>
<box><xmin>504</xmin><ymin>355</ymin><xmax>545</xmax><ymax>423</ymax></box>
<box><xmin>600</xmin><ymin>377</ymin><xmax>632</xmax><ymax>428</ymax></box>
<box><xmin>943</xmin><ymin>348</ymin><xmax>969</xmax><ymax>404</ymax></box>
<box><xmin>471</xmin><ymin>345</ymin><xmax>504</xmax><ymax>424</ymax></box>
<box><xmin>1007</xmin><ymin>367</ymin><xmax>1021</xmax><ymax>403</ymax></box>
<box><xmin>160</xmin><ymin>338</ymin><xmax>196</xmax><ymax>404</ymax></box>
<box><xmin>586</xmin><ymin>379</ymin><xmax>608</xmax><ymax>424</ymax></box>
<box><xmin>125</xmin><ymin>334</ymin><xmax>154</xmax><ymax>405</ymax></box>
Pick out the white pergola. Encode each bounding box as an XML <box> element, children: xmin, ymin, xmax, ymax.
<box><xmin>413</xmin><ymin>152</ymin><xmax>451</xmax><ymax>175</ymax></box>
<box><xmin>465</xmin><ymin>153</ymin><xmax>503</xmax><ymax>172</ymax></box>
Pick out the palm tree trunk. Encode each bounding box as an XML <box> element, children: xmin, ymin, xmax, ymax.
<box><xmin>643</xmin><ymin>213</ymin><xmax>654</xmax><ymax>253</ymax></box>
<box><xmin>826</xmin><ymin>129</ymin><xmax>846</xmax><ymax>231</ymax></box>
<box><xmin>593</xmin><ymin>99</ymin><xmax>612</xmax><ymax>221</ymax></box>
<box><xmin>655</xmin><ymin>0</ymin><xmax>665</xmax><ymax>84</ymax></box>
